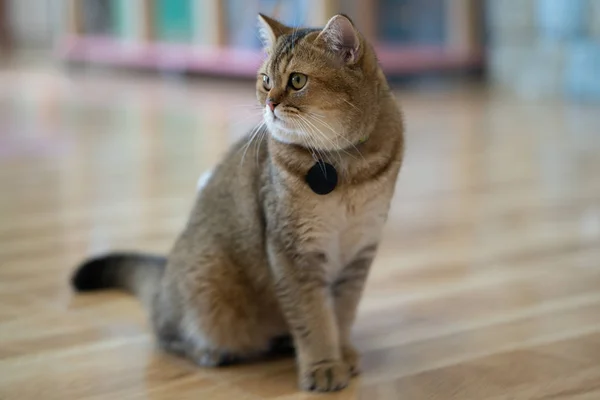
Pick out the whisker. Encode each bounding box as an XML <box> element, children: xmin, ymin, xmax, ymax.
<box><xmin>239</xmin><ymin>121</ymin><xmax>266</xmax><ymax>168</ymax></box>
<box><xmin>305</xmin><ymin>113</ymin><xmax>365</xmax><ymax>162</ymax></box>
<box><xmin>342</xmin><ymin>98</ymin><xmax>363</xmax><ymax>114</ymax></box>
<box><xmin>226</xmin><ymin>106</ymin><xmax>263</xmax><ymax>125</ymax></box>
<box><xmin>229</xmin><ymin>113</ymin><xmax>263</xmax><ymax>129</ymax></box>
<box><xmin>230</xmin><ymin>104</ymin><xmax>264</xmax><ymax>109</ymax></box>
<box><xmin>294</xmin><ymin>117</ymin><xmax>328</xmax><ymax>176</ymax></box>
<box><xmin>298</xmin><ymin>126</ymin><xmax>326</xmax><ymax>177</ymax></box>
<box><xmin>297</xmin><ymin>116</ymin><xmax>332</xmax><ymax>162</ymax></box>
<box><xmin>304</xmin><ymin>113</ymin><xmax>340</xmax><ymax>138</ymax></box>
<box><xmin>302</xmin><ymin>114</ymin><xmax>356</xmax><ymax>165</ymax></box>
<box><xmin>302</xmin><ymin>115</ymin><xmax>358</xmax><ymax>178</ymax></box>
<box><xmin>299</xmin><ymin>116</ymin><xmax>342</xmax><ymax>174</ymax></box>
<box><xmin>295</xmin><ymin>118</ymin><xmax>320</xmax><ymax>157</ymax></box>
<box><xmin>255</xmin><ymin>124</ymin><xmax>268</xmax><ymax>167</ymax></box>
<box><xmin>301</xmin><ymin>131</ymin><xmax>320</xmax><ymax>164</ymax></box>
<box><xmin>305</xmin><ymin>110</ymin><xmax>366</xmax><ymax>165</ymax></box>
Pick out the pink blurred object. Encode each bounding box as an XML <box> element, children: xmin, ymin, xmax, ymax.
<box><xmin>58</xmin><ymin>36</ymin><xmax>482</xmax><ymax>77</ymax></box>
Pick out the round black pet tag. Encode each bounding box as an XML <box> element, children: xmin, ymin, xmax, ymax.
<box><xmin>305</xmin><ymin>161</ymin><xmax>338</xmax><ymax>195</ymax></box>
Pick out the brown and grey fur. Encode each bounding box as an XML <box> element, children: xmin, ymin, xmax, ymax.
<box><xmin>72</xmin><ymin>14</ymin><xmax>404</xmax><ymax>393</ymax></box>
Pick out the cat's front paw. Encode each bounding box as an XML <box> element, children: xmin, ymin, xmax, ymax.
<box><xmin>342</xmin><ymin>344</ymin><xmax>361</xmax><ymax>376</ymax></box>
<box><xmin>299</xmin><ymin>360</ymin><xmax>351</xmax><ymax>392</ymax></box>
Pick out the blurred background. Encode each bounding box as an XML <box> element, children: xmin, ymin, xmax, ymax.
<box><xmin>0</xmin><ymin>0</ymin><xmax>599</xmax><ymax>98</ymax></box>
<box><xmin>2</xmin><ymin>0</ymin><xmax>485</xmax><ymax>78</ymax></box>
<box><xmin>2</xmin><ymin>1</ymin><xmax>600</xmax><ymax>399</ymax></box>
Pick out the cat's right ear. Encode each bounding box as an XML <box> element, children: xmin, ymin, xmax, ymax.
<box><xmin>316</xmin><ymin>14</ymin><xmax>360</xmax><ymax>65</ymax></box>
<box><xmin>257</xmin><ymin>14</ymin><xmax>290</xmax><ymax>50</ymax></box>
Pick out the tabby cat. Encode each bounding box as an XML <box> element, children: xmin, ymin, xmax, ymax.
<box><xmin>72</xmin><ymin>13</ymin><xmax>404</xmax><ymax>392</ymax></box>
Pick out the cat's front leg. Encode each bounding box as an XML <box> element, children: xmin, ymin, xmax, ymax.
<box><xmin>268</xmin><ymin>241</ymin><xmax>351</xmax><ymax>392</ymax></box>
<box><xmin>332</xmin><ymin>246</ymin><xmax>376</xmax><ymax>375</ymax></box>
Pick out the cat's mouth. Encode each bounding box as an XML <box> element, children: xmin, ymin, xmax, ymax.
<box><xmin>266</xmin><ymin>108</ymin><xmax>325</xmax><ymax>145</ymax></box>
<box><xmin>264</xmin><ymin>111</ymin><xmax>302</xmax><ymax>144</ymax></box>
<box><xmin>272</xmin><ymin>117</ymin><xmax>295</xmax><ymax>132</ymax></box>
<box><xmin>267</xmin><ymin>110</ymin><xmax>293</xmax><ymax>129</ymax></box>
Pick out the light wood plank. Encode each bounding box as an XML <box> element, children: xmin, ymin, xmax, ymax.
<box><xmin>0</xmin><ymin>67</ymin><xmax>599</xmax><ymax>399</ymax></box>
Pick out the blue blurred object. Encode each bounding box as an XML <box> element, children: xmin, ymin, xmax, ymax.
<box><xmin>153</xmin><ymin>0</ymin><xmax>194</xmax><ymax>43</ymax></box>
<box><xmin>489</xmin><ymin>0</ymin><xmax>600</xmax><ymax>101</ymax></box>
<box><xmin>537</xmin><ymin>0</ymin><xmax>587</xmax><ymax>40</ymax></box>
<box><xmin>377</xmin><ymin>0</ymin><xmax>446</xmax><ymax>45</ymax></box>
<box><xmin>566</xmin><ymin>41</ymin><xmax>600</xmax><ymax>100</ymax></box>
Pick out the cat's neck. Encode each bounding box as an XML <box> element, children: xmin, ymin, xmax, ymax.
<box><xmin>266</xmin><ymin>93</ymin><xmax>403</xmax><ymax>187</ymax></box>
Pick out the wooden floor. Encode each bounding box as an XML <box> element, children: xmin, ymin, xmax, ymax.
<box><xmin>1</xmin><ymin>66</ymin><xmax>600</xmax><ymax>400</ymax></box>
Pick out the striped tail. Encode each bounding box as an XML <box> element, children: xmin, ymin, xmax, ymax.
<box><xmin>71</xmin><ymin>252</ymin><xmax>166</xmax><ymax>307</ymax></box>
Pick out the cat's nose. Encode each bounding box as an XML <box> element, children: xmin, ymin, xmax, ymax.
<box><xmin>266</xmin><ymin>98</ymin><xmax>279</xmax><ymax>112</ymax></box>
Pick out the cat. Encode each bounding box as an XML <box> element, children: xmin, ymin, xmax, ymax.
<box><xmin>71</xmin><ymin>13</ymin><xmax>404</xmax><ymax>392</ymax></box>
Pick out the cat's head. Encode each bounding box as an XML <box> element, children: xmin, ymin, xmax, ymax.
<box><xmin>256</xmin><ymin>14</ymin><xmax>382</xmax><ymax>151</ymax></box>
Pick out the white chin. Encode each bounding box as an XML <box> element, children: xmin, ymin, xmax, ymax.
<box><xmin>270</xmin><ymin>126</ymin><xmax>302</xmax><ymax>145</ymax></box>
<box><xmin>265</xmin><ymin>118</ymin><xmax>303</xmax><ymax>145</ymax></box>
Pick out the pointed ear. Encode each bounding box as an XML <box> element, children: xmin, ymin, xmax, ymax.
<box><xmin>257</xmin><ymin>14</ymin><xmax>291</xmax><ymax>50</ymax></box>
<box><xmin>316</xmin><ymin>14</ymin><xmax>360</xmax><ymax>64</ymax></box>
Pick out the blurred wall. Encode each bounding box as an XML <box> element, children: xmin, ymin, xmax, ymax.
<box><xmin>8</xmin><ymin>0</ymin><xmax>53</xmax><ymax>48</ymax></box>
<box><xmin>487</xmin><ymin>0</ymin><xmax>600</xmax><ymax>100</ymax></box>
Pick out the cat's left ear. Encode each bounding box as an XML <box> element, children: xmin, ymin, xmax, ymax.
<box><xmin>316</xmin><ymin>14</ymin><xmax>360</xmax><ymax>65</ymax></box>
<box><xmin>257</xmin><ymin>14</ymin><xmax>291</xmax><ymax>50</ymax></box>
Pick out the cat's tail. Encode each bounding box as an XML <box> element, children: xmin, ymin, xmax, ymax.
<box><xmin>71</xmin><ymin>253</ymin><xmax>166</xmax><ymax>307</ymax></box>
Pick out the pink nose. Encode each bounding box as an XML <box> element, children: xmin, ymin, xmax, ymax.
<box><xmin>266</xmin><ymin>98</ymin><xmax>278</xmax><ymax>112</ymax></box>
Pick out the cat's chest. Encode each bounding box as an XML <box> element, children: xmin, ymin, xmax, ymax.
<box><xmin>309</xmin><ymin>193</ymin><xmax>388</xmax><ymax>278</ymax></box>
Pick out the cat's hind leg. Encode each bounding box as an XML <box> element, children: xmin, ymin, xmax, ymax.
<box><xmin>174</xmin><ymin>260</ymin><xmax>278</xmax><ymax>367</ymax></box>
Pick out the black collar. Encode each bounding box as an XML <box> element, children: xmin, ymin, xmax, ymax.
<box><xmin>305</xmin><ymin>161</ymin><xmax>338</xmax><ymax>195</ymax></box>
<box><xmin>303</xmin><ymin>135</ymin><xmax>368</xmax><ymax>195</ymax></box>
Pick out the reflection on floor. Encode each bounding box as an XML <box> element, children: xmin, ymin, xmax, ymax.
<box><xmin>1</xmin><ymin>66</ymin><xmax>600</xmax><ymax>399</ymax></box>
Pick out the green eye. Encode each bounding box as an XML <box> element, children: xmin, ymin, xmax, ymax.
<box><xmin>289</xmin><ymin>73</ymin><xmax>307</xmax><ymax>90</ymax></box>
<box><xmin>262</xmin><ymin>75</ymin><xmax>272</xmax><ymax>90</ymax></box>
